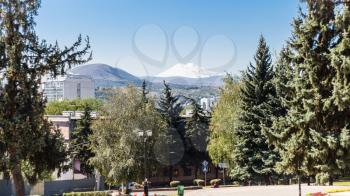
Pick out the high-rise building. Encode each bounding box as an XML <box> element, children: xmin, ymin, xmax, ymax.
<box><xmin>41</xmin><ymin>74</ymin><xmax>95</xmax><ymax>102</ymax></box>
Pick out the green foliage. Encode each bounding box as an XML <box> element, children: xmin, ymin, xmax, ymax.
<box><xmin>0</xmin><ymin>1</ymin><xmax>91</xmax><ymax>195</ymax></box>
<box><xmin>208</xmin><ymin>74</ymin><xmax>241</xmax><ymax>166</ymax></box>
<box><xmin>193</xmin><ymin>179</ymin><xmax>205</xmax><ymax>186</ymax></box>
<box><xmin>210</xmin><ymin>179</ymin><xmax>222</xmax><ymax>186</ymax></box>
<box><xmin>62</xmin><ymin>191</ymin><xmax>109</xmax><ymax>196</ymax></box>
<box><xmin>45</xmin><ymin>98</ymin><xmax>103</xmax><ymax>115</ymax></box>
<box><xmin>157</xmin><ymin>81</ymin><xmax>184</xmax><ymax>180</ymax></box>
<box><xmin>185</xmin><ymin>99</ymin><xmax>209</xmax><ymax>152</ymax></box>
<box><xmin>184</xmin><ymin>99</ymin><xmax>209</xmax><ymax>177</ymax></box>
<box><xmin>70</xmin><ymin>106</ymin><xmax>95</xmax><ymax>177</ymax></box>
<box><xmin>169</xmin><ymin>180</ymin><xmax>181</xmax><ymax>187</ymax></box>
<box><xmin>89</xmin><ymin>86</ymin><xmax>166</xmax><ymax>185</ymax></box>
<box><xmin>158</xmin><ymin>81</ymin><xmax>182</xmax><ymax>129</ymax></box>
<box><xmin>268</xmin><ymin>2</ymin><xmax>350</xmax><ymax>186</ymax></box>
<box><xmin>231</xmin><ymin>36</ymin><xmax>279</xmax><ymax>183</ymax></box>
<box><xmin>315</xmin><ymin>172</ymin><xmax>330</xmax><ymax>186</ymax></box>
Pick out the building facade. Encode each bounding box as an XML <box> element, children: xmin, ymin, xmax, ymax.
<box><xmin>200</xmin><ymin>97</ymin><xmax>217</xmax><ymax>112</ymax></box>
<box><xmin>46</xmin><ymin>112</ymin><xmax>225</xmax><ymax>185</ymax></box>
<box><xmin>42</xmin><ymin>74</ymin><xmax>95</xmax><ymax>102</ymax></box>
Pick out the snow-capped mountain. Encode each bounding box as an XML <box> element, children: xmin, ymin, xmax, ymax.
<box><xmin>156</xmin><ymin>63</ymin><xmax>218</xmax><ymax>78</ymax></box>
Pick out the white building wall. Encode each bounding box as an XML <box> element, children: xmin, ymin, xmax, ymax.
<box><xmin>200</xmin><ymin>97</ymin><xmax>217</xmax><ymax>112</ymax></box>
<box><xmin>43</xmin><ymin>74</ymin><xmax>95</xmax><ymax>102</ymax></box>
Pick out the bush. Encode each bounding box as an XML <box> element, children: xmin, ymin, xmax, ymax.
<box><xmin>316</xmin><ymin>172</ymin><xmax>329</xmax><ymax>185</ymax></box>
<box><xmin>63</xmin><ymin>191</ymin><xmax>109</xmax><ymax>196</ymax></box>
<box><xmin>193</xmin><ymin>179</ymin><xmax>205</xmax><ymax>186</ymax></box>
<box><xmin>210</xmin><ymin>179</ymin><xmax>222</xmax><ymax>186</ymax></box>
<box><xmin>170</xmin><ymin>180</ymin><xmax>181</xmax><ymax>187</ymax></box>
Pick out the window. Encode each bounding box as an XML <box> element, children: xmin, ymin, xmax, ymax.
<box><xmin>77</xmin><ymin>83</ymin><xmax>81</xmax><ymax>98</ymax></box>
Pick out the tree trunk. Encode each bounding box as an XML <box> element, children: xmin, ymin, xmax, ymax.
<box><xmin>11</xmin><ymin>163</ymin><xmax>25</xmax><ymax>196</ymax></box>
<box><xmin>298</xmin><ymin>175</ymin><xmax>301</xmax><ymax>196</ymax></box>
<box><xmin>307</xmin><ymin>176</ymin><xmax>310</xmax><ymax>186</ymax></box>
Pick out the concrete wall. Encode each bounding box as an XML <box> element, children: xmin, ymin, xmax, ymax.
<box><xmin>0</xmin><ymin>178</ymin><xmax>96</xmax><ymax>196</ymax></box>
<box><xmin>44</xmin><ymin>178</ymin><xmax>95</xmax><ymax>196</ymax></box>
<box><xmin>0</xmin><ymin>180</ymin><xmax>12</xmax><ymax>196</ymax></box>
<box><xmin>63</xmin><ymin>77</ymin><xmax>95</xmax><ymax>100</ymax></box>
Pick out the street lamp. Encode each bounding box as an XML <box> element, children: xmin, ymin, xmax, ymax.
<box><xmin>137</xmin><ymin>129</ymin><xmax>152</xmax><ymax>179</ymax></box>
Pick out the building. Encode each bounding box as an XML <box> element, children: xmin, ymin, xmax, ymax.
<box><xmin>200</xmin><ymin>97</ymin><xmax>217</xmax><ymax>112</ymax></box>
<box><xmin>46</xmin><ymin>111</ymin><xmax>225</xmax><ymax>185</ymax></box>
<box><xmin>42</xmin><ymin>74</ymin><xmax>95</xmax><ymax>102</ymax></box>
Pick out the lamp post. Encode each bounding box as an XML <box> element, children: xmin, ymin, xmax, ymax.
<box><xmin>138</xmin><ymin>129</ymin><xmax>152</xmax><ymax>179</ymax></box>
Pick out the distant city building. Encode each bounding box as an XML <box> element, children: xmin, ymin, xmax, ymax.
<box><xmin>42</xmin><ymin>74</ymin><xmax>95</xmax><ymax>102</ymax></box>
<box><xmin>200</xmin><ymin>97</ymin><xmax>217</xmax><ymax>112</ymax></box>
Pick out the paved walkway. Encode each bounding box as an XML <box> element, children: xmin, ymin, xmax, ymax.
<box><xmin>330</xmin><ymin>192</ymin><xmax>350</xmax><ymax>196</ymax></box>
<box><xmin>184</xmin><ymin>185</ymin><xmax>350</xmax><ymax>196</ymax></box>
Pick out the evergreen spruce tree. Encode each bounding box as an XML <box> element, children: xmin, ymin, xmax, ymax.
<box><xmin>0</xmin><ymin>1</ymin><xmax>91</xmax><ymax>195</ymax></box>
<box><xmin>157</xmin><ymin>81</ymin><xmax>183</xmax><ymax>181</ymax></box>
<box><xmin>185</xmin><ymin>99</ymin><xmax>209</xmax><ymax>178</ymax></box>
<box><xmin>141</xmin><ymin>80</ymin><xmax>148</xmax><ymax>104</ymax></box>
<box><xmin>266</xmin><ymin>1</ymin><xmax>350</xmax><ymax>194</ymax></box>
<box><xmin>158</xmin><ymin>81</ymin><xmax>182</xmax><ymax>129</ymax></box>
<box><xmin>70</xmin><ymin>106</ymin><xmax>95</xmax><ymax>178</ymax></box>
<box><xmin>232</xmin><ymin>36</ymin><xmax>278</xmax><ymax>185</ymax></box>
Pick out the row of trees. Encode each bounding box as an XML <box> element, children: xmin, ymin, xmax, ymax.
<box><xmin>0</xmin><ymin>1</ymin><xmax>209</xmax><ymax>193</ymax></box>
<box><xmin>70</xmin><ymin>81</ymin><xmax>210</xmax><ymax>185</ymax></box>
<box><xmin>208</xmin><ymin>1</ymin><xmax>350</xmax><ymax>195</ymax></box>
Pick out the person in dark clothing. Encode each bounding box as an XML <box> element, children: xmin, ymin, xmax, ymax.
<box><xmin>143</xmin><ymin>178</ymin><xmax>149</xmax><ymax>196</ymax></box>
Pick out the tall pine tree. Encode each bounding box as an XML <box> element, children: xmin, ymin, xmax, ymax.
<box><xmin>185</xmin><ymin>98</ymin><xmax>209</xmax><ymax>178</ymax></box>
<box><xmin>232</xmin><ymin>36</ymin><xmax>278</xmax><ymax>185</ymax></box>
<box><xmin>157</xmin><ymin>81</ymin><xmax>184</xmax><ymax>181</ymax></box>
<box><xmin>0</xmin><ymin>1</ymin><xmax>91</xmax><ymax>195</ymax></box>
<box><xmin>267</xmin><ymin>1</ymin><xmax>350</xmax><ymax>195</ymax></box>
<box><xmin>70</xmin><ymin>106</ymin><xmax>95</xmax><ymax>178</ymax></box>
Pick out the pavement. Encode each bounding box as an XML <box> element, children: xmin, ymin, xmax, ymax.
<box><xmin>182</xmin><ymin>185</ymin><xmax>350</xmax><ymax>196</ymax></box>
<box><xmin>330</xmin><ymin>192</ymin><xmax>350</xmax><ymax>196</ymax></box>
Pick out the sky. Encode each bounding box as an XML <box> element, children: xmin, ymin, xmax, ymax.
<box><xmin>35</xmin><ymin>0</ymin><xmax>300</xmax><ymax>77</ymax></box>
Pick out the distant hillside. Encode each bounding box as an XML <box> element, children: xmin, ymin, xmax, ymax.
<box><xmin>69</xmin><ymin>63</ymin><xmax>141</xmax><ymax>88</ymax></box>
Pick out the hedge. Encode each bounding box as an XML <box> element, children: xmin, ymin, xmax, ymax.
<box><xmin>193</xmin><ymin>179</ymin><xmax>205</xmax><ymax>186</ymax></box>
<box><xmin>210</xmin><ymin>179</ymin><xmax>222</xmax><ymax>186</ymax></box>
<box><xmin>170</xmin><ymin>180</ymin><xmax>181</xmax><ymax>187</ymax></box>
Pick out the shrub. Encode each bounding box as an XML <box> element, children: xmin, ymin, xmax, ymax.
<box><xmin>170</xmin><ymin>180</ymin><xmax>181</xmax><ymax>187</ymax></box>
<box><xmin>210</xmin><ymin>179</ymin><xmax>222</xmax><ymax>186</ymax></box>
<box><xmin>63</xmin><ymin>191</ymin><xmax>109</xmax><ymax>196</ymax></box>
<box><xmin>193</xmin><ymin>179</ymin><xmax>205</xmax><ymax>186</ymax></box>
<box><xmin>316</xmin><ymin>172</ymin><xmax>329</xmax><ymax>185</ymax></box>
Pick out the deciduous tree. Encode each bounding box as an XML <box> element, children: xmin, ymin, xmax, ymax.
<box><xmin>89</xmin><ymin>86</ymin><xmax>165</xmax><ymax>185</ymax></box>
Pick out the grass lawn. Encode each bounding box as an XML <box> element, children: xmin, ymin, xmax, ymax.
<box><xmin>333</xmin><ymin>181</ymin><xmax>350</xmax><ymax>186</ymax></box>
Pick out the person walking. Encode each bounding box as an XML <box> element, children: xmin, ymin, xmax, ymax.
<box><xmin>143</xmin><ymin>178</ymin><xmax>149</xmax><ymax>196</ymax></box>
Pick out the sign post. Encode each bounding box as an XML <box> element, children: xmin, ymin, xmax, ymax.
<box><xmin>218</xmin><ymin>162</ymin><xmax>228</xmax><ymax>185</ymax></box>
<box><xmin>202</xmin><ymin>160</ymin><xmax>209</xmax><ymax>187</ymax></box>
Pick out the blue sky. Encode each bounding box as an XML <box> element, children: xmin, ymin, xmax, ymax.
<box><xmin>35</xmin><ymin>0</ymin><xmax>300</xmax><ymax>76</ymax></box>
